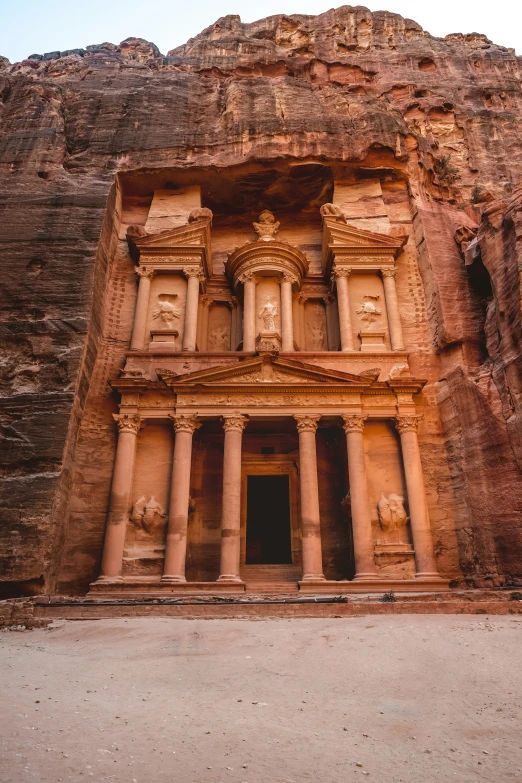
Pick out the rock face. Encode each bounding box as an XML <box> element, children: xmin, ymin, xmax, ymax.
<box><xmin>0</xmin><ymin>7</ymin><xmax>521</xmax><ymax>594</ymax></box>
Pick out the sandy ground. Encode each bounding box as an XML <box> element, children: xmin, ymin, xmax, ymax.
<box><xmin>1</xmin><ymin>616</ymin><xmax>521</xmax><ymax>783</ymax></box>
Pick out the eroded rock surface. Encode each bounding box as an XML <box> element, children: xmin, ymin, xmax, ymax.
<box><xmin>1</xmin><ymin>7</ymin><xmax>521</xmax><ymax>594</ymax></box>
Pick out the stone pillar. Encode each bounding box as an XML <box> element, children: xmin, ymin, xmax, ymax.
<box><xmin>218</xmin><ymin>414</ymin><xmax>248</xmax><ymax>582</ymax></box>
<box><xmin>182</xmin><ymin>267</ymin><xmax>202</xmax><ymax>352</ymax></box>
<box><xmin>281</xmin><ymin>273</ymin><xmax>295</xmax><ymax>352</ymax></box>
<box><xmin>162</xmin><ymin>415</ymin><xmax>201</xmax><ymax>583</ymax></box>
<box><xmin>382</xmin><ymin>269</ymin><xmax>405</xmax><ymax>351</ymax></box>
<box><xmin>198</xmin><ymin>296</ymin><xmax>211</xmax><ymax>352</ymax></box>
<box><xmin>396</xmin><ymin>415</ymin><xmax>440</xmax><ymax>579</ymax></box>
<box><xmin>323</xmin><ymin>295</ymin><xmax>334</xmax><ymax>351</ymax></box>
<box><xmin>342</xmin><ymin>415</ymin><xmax>378</xmax><ymax>580</ymax></box>
<box><xmin>99</xmin><ymin>414</ymin><xmax>143</xmax><ymax>581</ymax></box>
<box><xmin>332</xmin><ymin>268</ymin><xmax>355</xmax><ymax>352</ymax></box>
<box><xmin>230</xmin><ymin>297</ymin><xmax>238</xmax><ymax>351</ymax></box>
<box><xmin>294</xmin><ymin>415</ymin><xmax>325</xmax><ymax>581</ymax></box>
<box><xmin>130</xmin><ymin>267</ymin><xmax>155</xmax><ymax>351</ymax></box>
<box><xmin>298</xmin><ymin>295</ymin><xmax>307</xmax><ymax>351</ymax></box>
<box><xmin>241</xmin><ymin>274</ymin><xmax>257</xmax><ymax>352</ymax></box>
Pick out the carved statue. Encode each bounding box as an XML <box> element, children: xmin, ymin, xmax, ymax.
<box><xmin>377</xmin><ymin>493</ymin><xmax>408</xmax><ymax>534</ymax></box>
<box><xmin>259</xmin><ymin>298</ymin><xmax>278</xmax><ymax>331</ymax></box>
<box><xmin>356</xmin><ymin>295</ymin><xmax>382</xmax><ymax>326</ymax></box>
<box><xmin>208</xmin><ymin>326</ymin><xmax>230</xmax><ymax>350</ymax></box>
<box><xmin>253</xmin><ymin>210</ymin><xmax>280</xmax><ymax>241</ymax></box>
<box><xmin>152</xmin><ymin>294</ymin><xmax>181</xmax><ymax>328</ymax></box>
<box><xmin>130</xmin><ymin>495</ymin><xmax>166</xmax><ymax>535</ymax></box>
<box><xmin>388</xmin><ymin>363</ymin><xmax>410</xmax><ymax>379</ymax></box>
<box><xmin>320</xmin><ymin>203</ymin><xmax>346</xmax><ymax>221</ymax></box>
<box><xmin>188</xmin><ymin>207</ymin><xmax>213</xmax><ymax>223</ymax></box>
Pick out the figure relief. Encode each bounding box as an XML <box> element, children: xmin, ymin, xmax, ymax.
<box><xmin>130</xmin><ymin>496</ymin><xmax>166</xmax><ymax>535</ymax></box>
<box><xmin>377</xmin><ymin>493</ymin><xmax>408</xmax><ymax>534</ymax></box>
<box><xmin>308</xmin><ymin>322</ymin><xmax>325</xmax><ymax>350</ymax></box>
<box><xmin>259</xmin><ymin>297</ymin><xmax>278</xmax><ymax>331</ymax></box>
<box><xmin>356</xmin><ymin>295</ymin><xmax>382</xmax><ymax>327</ymax></box>
<box><xmin>208</xmin><ymin>326</ymin><xmax>230</xmax><ymax>350</ymax></box>
<box><xmin>320</xmin><ymin>203</ymin><xmax>347</xmax><ymax>221</ymax></box>
<box><xmin>253</xmin><ymin>210</ymin><xmax>280</xmax><ymax>241</ymax></box>
<box><xmin>152</xmin><ymin>294</ymin><xmax>181</xmax><ymax>329</ymax></box>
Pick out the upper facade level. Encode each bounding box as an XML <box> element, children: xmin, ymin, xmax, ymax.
<box><xmin>126</xmin><ymin>183</ymin><xmax>409</xmax><ymax>361</ymax></box>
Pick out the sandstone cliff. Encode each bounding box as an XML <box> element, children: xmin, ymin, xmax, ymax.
<box><xmin>1</xmin><ymin>7</ymin><xmax>521</xmax><ymax>593</ymax></box>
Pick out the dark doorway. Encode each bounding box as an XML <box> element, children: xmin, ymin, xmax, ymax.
<box><xmin>246</xmin><ymin>475</ymin><xmax>292</xmax><ymax>564</ymax></box>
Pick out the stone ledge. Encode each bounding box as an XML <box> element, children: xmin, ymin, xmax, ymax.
<box><xmin>298</xmin><ymin>578</ymin><xmax>451</xmax><ymax>594</ymax></box>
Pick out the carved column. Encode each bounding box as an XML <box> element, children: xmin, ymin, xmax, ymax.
<box><xmin>99</xmin><ymin>414</ymin><xmax>144</xmax><ymax>581</ymax></box>
<box><xmin>396</xmin><ymin>415</ymin><xmax>439</xmax><ymax>579</ymax></box>
<box><xmin>323</xmin><ymin>295</ymin><xmax>334</xmax><ymax>351</ymax></box>
<box><xmin>182</xmin><ymin>267</ymin><xmax>202</xmax><ymax>352</ymax></box>
<box><xmin>382</xmin><ymin>269</ymin><xmax>405</xmax><ymax>351</ymax></box>
<box><xmin>198</xmin><ymin>296</ymin><xmax>211</xmax><ymax>352</ymax></box>
<box><xmin>298</xmin><ymin>294</ymin><xmax>307</xmax><ymax>351</ymax></box>
<box><xmin>130</xmin><ymin>267</ymin><xmax>155</xmax><ymax>351</ymax></box>
<box><xmin>332</xmin><ymin>268</ymin><xmax>355</xmax><ymax>352</ymax></box>
<box><xmin>218</xmin><ymin>414</ymin><xmax>248</xmax><ymax>582</ymax></box>
<box><xmin>294</xmin><ymin>415</ymin><xmax>325</xmax><ymax>581</ymax></box>
<box><xmin>241</xmin><ymin>273</ymin><xmax>257</xmax><ymax>352</ymax></box>
<box><xmin>230</xmin><ymin>297</ymin><xmax>238</xmax><ymax>351</ymax></box>
<box><xmin>281</xmin><ymin>273</ymin><xmax>295</xmax><ymax>352</ymax></box>
<box><xmin>162</xmin><ymin>415</ymin><xmax>201</xmax><ymax>583</ymax></box>
<box><xmin>342</xmin><ymin>415</ymin><xmax>378</xmax><ymax>580</ymax></box>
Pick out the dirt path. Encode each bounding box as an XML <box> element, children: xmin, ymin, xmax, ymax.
<box><xmin>1</xmin><ymin>616</ymin><xmax>521</xmax><ymax>782</ymax></box>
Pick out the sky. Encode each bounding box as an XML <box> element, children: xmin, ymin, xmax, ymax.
<box><xmin>0</xmin><ymin>0</ymin><xmax>521</xmax><ymax>64</ymax></box>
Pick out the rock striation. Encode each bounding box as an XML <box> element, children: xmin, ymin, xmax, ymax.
<box><xmin>0</xmin><ymin>6</ymin><xmax>521</xmax><ymax>595</ymax></box>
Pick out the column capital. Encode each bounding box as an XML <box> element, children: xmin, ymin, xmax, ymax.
<box><xmin>169</xmin><ymin>414</ymin><xmax>201</xmax><ymax>434</ymax></box>
<box><xmin>382</xmin><ymin>267</ymin><xmax>398</xmax><ymax>279</ymax></box>
<box><xmin>200</xmin><ymin>295</ymin><xmax>212</xmax><ymax>308</ymax></box>
<box><xmin>222</xmin><ymin>414</ymin><xmax>249</xmax><ymax>433</ymax></box>
<box><xmin>332</xmin><ymin>267</ymin><xmax>352</xmax><ymax>281</ymax></box>
<box><xmin>281</xmin><ymin>271</ymin><xmax>298</xmax><ymax>285</ymax></box>
<box><xmin>395</xmin><ymin>414</ymin><xmax>423</xmax><ymax>433</ymax></box>
<box><xmin>238</xmin><ymin>271</ymin><xmax>257</xmax><ymax>285</ymax></box>
<box><xmin>113</xmin><ymin>413</ymin><xmax>144</xmax><ymax>435</ymax></box>
<box><xmin>294</xmin><ymin>414</ymin><xmax>321</xmax><ymax>433</ymax></box>
<box><xmin>183</xmin><ymin>266</ymin><xmax>204</xmax><ymax>280</ymax></box>
<box><xmin>135</xmin><ymin>265</ymin><xmax>155</xmax><ymax>280</ymax></box>
<box><xmin>341</xmin><ymin>414</ymin><xmax>367</xmax><ymax>433</ymax></box>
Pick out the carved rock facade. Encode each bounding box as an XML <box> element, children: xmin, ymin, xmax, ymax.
<box><xmin>1</xmin><ymin>9</ymin><xmax>521</xmax><ymax>595</ymax></box>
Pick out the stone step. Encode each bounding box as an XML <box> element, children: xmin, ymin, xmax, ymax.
<box><xmin>241</xmin><ymin>564</ymin><xmax>301</xmax><ymax>583</ymax></box>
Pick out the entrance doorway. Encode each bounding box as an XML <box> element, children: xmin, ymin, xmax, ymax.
<box><xmin>246</xmin><ymin>475</ymin><xmax>292</xmax><ymax>564</ymax></box>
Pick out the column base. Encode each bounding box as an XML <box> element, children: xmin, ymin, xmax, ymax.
<box><xmin>93</xmin><ymin>575</ymin><xmax>124</xmax><ymax>584</ymax></box>
<box><xmin>353</xmin><ymin>572</ymin><xmax>380</xmax><ymax>581</ymax></box>
<box><xmin>301</xmin><ymin>573</ymin><xmax>326</xmax><ymax>582</ymax></box>
<box><xmin>217</xmin><ymin>574</ymin><xmax>245</xmax><ymax>584</ymax></box>
<box><xmin>415</xmin><ymin>572</ymin><xmax>445</xmax><ymax>581</ymax></box>
<box><xmin>160</xmin><ymin>575</ymin><xmax>186</xmax><ymax>584</ymax></box>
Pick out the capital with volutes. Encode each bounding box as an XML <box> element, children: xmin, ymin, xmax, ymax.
<box><xmin>341</xmin><ymin>414</ymin><xmax>367</xmax><ymax>433</ymax></box>
<box><xmin>113</xmin><ymin>413</ymin><xmax>144</xmax><ymax>435</ymax></box>
<box><xmin>332</xmin><ymin>267</ymin><xmax>352</xmax><ymax>281</ymax></box>
<box><xmin>222</xmin><ymin>414</ymin><xmax>249</xmax><ymax>433</ymax></box>
<box><xmin>395</xmin><ymin>414</ymin><xmax>423</xmax><ymax>434</ymax></box>
<box><xmin>135</xmin><ymin>266</ymin><xmax>155</xmax><ymax>280</ymax></box>
<box><xmin>382</xmin><ymin>268</ymin><xmax>398</xmax><ymax>279</ymax></box>
<box><xmin>294</xmin><ymin>414</ymin><xmax>321</xmax><ymax>433</ymax></box>
<box><xmin>183</xmin><ymin>266</ymin><xmax>204</xmax><ymax>280</ymax></box>
<box><xmin>169</xmin><ymin>414</ymin><xmax>201</xmax><ymax>435</ymax></box>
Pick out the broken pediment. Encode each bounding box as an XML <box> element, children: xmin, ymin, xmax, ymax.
<box><xmin>321</xmin><ymin>216</ymin><xmax>407</xmax><ymax>276</ymax></box>
<box><xmin>127</xmin><ymin>211</ymin><xmax>212</xmax><ymax>276</ymax></box>
<box><xmin>157</xmin><ymin>355</ymin><xmax>380</xmax><ymax>389</ymax></box>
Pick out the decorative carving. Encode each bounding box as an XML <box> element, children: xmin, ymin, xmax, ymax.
<box><xmin>358</xmin><ymin>368</ymin><xmax>381</xmax><ymax>381</ymax></box>
<box><xmin>341</xmin><ymin>414</ymin><xmax>367</xmax><ymax>433</ymax></box>
<box><xmin>320</xmin><ymin>203</ymin><xmax>346</xmax><ymax>221</ymax></box>
<box><xmin>119</xmin><ymin>367</ymin><xmax>146</xmax><ymax>379</ymax></box>
<box><xmin>332</xmin><ymin>267</ymin><xmax>352</xmax><ymax>280</ymax></box>
<box><xmin>152</xmin><ymin>294</ymin><xmax>181</xmax><ymax>328</ymax></box>
<box><xmin>183</xmin><ymin>266</ymin><xmax>204</xmax><ymax>280</ymax></box>
<box><xmin>188</xmin><ymin>207</ymin><xmax>213</xmax><ymax>223</ymax></box>
<box><xmin>256</xmin><ymin>333</ymin><xmax>282</xmax><ymax>352</ymax></box>
<box><xmin>222</xmin><ymin>414</ymin><xmax>249</xmax><ymax>432</ymax></box>
<box><xmin>356</xmin><ymin>295</ymin><xmax>382</xmax><ymax>326</ymax></box>
<box><xmin>113</xmin><ymin>413</ymin><xmax>143</xmax><ymax>435</ymax></box>
<box><xmin>377</xmin><ymin>493</ymin><xmax>408</xmax><ymax>533</ymax></box>
<box><xmin>395</xmin><ymin>415</ymin><xmax>423</xmax><ymax>433</ymax></box>
<box><xmin>381</xmin><ymin>268</ymin><xmax>398</xmax><ymax>279</ymax></box>
<box><xmin>238</xmin><ymin>271</ymin><xmax>257</xmax><ymax>285</ymax></box>
<box><xmin>308</xmin><ymin>321</ymin><xmax>325</xmax><ymax>350</ymax></box>
<box><xmin>135</xmin><ymin>265</ymin><xmax>155</xmax><ymax>280</ymax></box>
<box><xmin>294</xmin><ymin>414</ymin><xmax>321</xmax><ymax>433</ymax></box>
<box><xmin>388</xmin><ymin>364</ymin><xmax>410</xmax><ymax>379</ymax></box>
<box><xmin>282</xmin><ymin>272</ymin><xmax>298</xmax><ymax>285</ymax></box>
<box><xmin>169</xmin><ymin>414</ymin><xmax>201</xmax><ymax>434</ymax></box>
<box><xmin>130</xmin><ymin>495</ymin><xmax>166</xmax><ymax>535</ymax></box>
<box><xmin>208</xmin><ymin>326</ymin><xmax>230</xmax><ymax>350</ymax></box>
<box><xmin>253</xmin><ymin>210</ymin><xmax>280</xmax><ymax>241</ymax></box>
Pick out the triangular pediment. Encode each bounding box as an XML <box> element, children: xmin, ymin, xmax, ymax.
<box><xmin>158</xmin><ymin>355</ymin><xmax>379</xmax><ymax>388</ymax></box>
<box><xmin>134</xmin><ymin>219</ymin><xmax>210</xmax><ymax>250</ymax></box>
<box><xmin>323</xmin><ymin>218</ymin><xmax>407</xmax><ymax>251</ymax></box>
